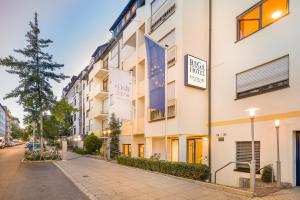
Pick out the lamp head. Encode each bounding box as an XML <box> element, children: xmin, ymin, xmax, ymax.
<box><xmin>275</xmin><ymin>120</ymin><xmax>280</xmax><ymax>128</ymax></box>
<box><xmin>271</xmin><ymin>10</ymin><xmax>283</xmax><ymax>19</ymax></box>
<box><xmin>246</xmin><ymin>108</ymin><xmax>258</xmax><ymax>118</ymax></box>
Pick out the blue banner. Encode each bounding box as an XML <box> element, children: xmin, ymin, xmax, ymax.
<box><xmin>145</xmin><ymin>36</ymin><xmax>165</xmax><ymax>112</ymax></box>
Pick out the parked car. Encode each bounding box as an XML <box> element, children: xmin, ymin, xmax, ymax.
<box><xmin>0</xmin><ymin>137</ymin><xmax>5</xmax><ymax>149</ymax></box>
<box><xmin>25</xmin><ymin>142</ymin><xmax>41</xmax><ymax>151</ymax></box>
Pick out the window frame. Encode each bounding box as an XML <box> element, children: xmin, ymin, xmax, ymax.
<box><xmin>235</xmin><ymin>54</ymin><xmax>290</xmax><ymax>100</ymax></box>
<box><xmin>236</xmin><ymin>0</ymin><xmax>289</xmax><ymax>41</ymax></box>
<box><xmin>235</xmin><ymin>141</ymin><xmax>261</xmax><ymax>173</ymax></box>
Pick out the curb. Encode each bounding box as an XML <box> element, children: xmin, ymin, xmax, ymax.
<box><xmin>53</xmin><ymin>161</ymin><xmax>98</xmax><ymax>200</ymax></box>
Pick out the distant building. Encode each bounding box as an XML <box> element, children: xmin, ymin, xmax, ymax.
<box><xmin>0</xmin><ymin>104</ymin><xmax>6</xmax><ymax>138</ymax></box>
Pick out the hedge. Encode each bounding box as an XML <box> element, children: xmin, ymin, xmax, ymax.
<box><xmin>117</xmin><ymin>156</ymin><xmax>210</xmax><ymax>181</ymax></box>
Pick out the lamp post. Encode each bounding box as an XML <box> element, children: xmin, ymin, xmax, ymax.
<box><xmin>275</xmin><ymin>120</ymin><xmax>281</xmax><ymax>188</ymax></box>
<box><xmin>246</xmin><ymin>108</ymin><xmax>258</xmax><ymax>194</ymax></box>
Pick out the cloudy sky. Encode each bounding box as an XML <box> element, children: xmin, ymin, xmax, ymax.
<box><xmin>0</xmin><ymin>0</ymin><xmax>127</xmax><ymax>127</ymax></box>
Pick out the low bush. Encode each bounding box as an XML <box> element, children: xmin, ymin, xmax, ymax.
<box><xmin>73</xmin><ymin>147</ymin><xmax>87</xmax><ymax>155</ymax></box>
<box><xmin>84</xmin><ymin>133</ymin><xmax>103</xmax><ymax>154</ymax></box>
<box><xmin>261</xmin><ymin>165</ymin><xmax>274</xmax><ymax>183</ymax></box>
<box><xmin>24</xmin><ymin>150</ymin><xmax>61</xmax><ymax>161</ymax></box>
<box><xmin>117</xmin><ymin>156</ymin><xmax>210</xmax><ymax>181</ymax></box>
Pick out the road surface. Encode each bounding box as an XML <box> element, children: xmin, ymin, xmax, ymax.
<box><xmin>0</xmin><ymin>145</ymin><xmax>88</xmax><ymax>200</ymax></box>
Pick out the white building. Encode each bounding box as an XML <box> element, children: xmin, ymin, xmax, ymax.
<box><xmin>65</xmin><ymin>0</ymin><xmax>300</xmax><ymax>189</ymax></box>
<box><xmin>63</xmin><ymin>73</ymin><xmax>84</xmax><ymax>142</ymax></box>
<box><xmin>0</xmin><ymin>104</ymin><xmax>6</xmax><ymax>138</ymax></box>
<box><xmin>211</xmin><ymin>0</ymin><xmax>300</xmax><ymax>187</ymax></box>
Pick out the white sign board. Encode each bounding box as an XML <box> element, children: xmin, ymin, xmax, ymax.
<box><xmin>109</xmin><ymin>69</ymin><xmax>132</xmax><ymax>121</ymax></box>
<box><xmin>184</xmin><ymin>54</ymin><xmax>207</xmax><ymax>89</ymax></box>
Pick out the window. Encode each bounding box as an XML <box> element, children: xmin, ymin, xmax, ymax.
<box><xmin>102</xmin><ymin>98</ymin><xmax>109</xmax><ymax>114</ymax></box>
<box><xmin>138</xmin><ymin>144</ymin><xmax>144</xmax><ymax>158</ymax></box>
<box><xmin>171</xmin><ymin>139</ymin><xmax>178</xmax><ymax>162</ymax></box>
<box><xmin>111</xmin><ymin>44</ymin><xmax>119</xmax><ymax>59</ymax></box>
<box><xmin>150</xmin><ymin>0</ymin><xmax>176</xmax><ymax>32</ymax></box>
<box><xmin>103</xmin><ymin>77</ymin><xmax>109</xmax><ymax>92</ymax></box>
<box><xmin>237</xmin><ymin>0</ymin><xmax>289</xmax><ymax>40</ymax></box>
<box><xmin>236</xmin><ymin>55</ymin><xmax>289</xmax><ymax>99</ymax></box>
<box><xmin>123</xmin><ymin>144</ymin><xmax>131</xmax><ymax>156</ymax></box>
<box><xmin>103</xmin><ymin>58</ymin><xmax>109</xmax><ymax>69</ymax></box>
<box><xmin>236</xmin><ymin>141</ymin><xmax>260</xmax><ymax>172</ymax></box>
<box><xmin>187</xmin><ymin>138</ymin><xmax>203</xmax><ymax>164</ymax></box>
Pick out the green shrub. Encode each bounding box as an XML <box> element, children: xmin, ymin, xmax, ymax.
<box><xmin>73</xmin><ymin>147</ymin><xmax>87</xmax><ymax>155</ymax></box>
<box><xmin>261</xmin><ymin>165</ymin><xmax>274</xmax><ymax>183</ymax></box>
<box><xmin>116</xmin><ymin>156</ymin><xmax>210</xmax><ymax>181</ymax></box>
<box><xmin>84</xmin><ymin>133</ymin><xmax>103</xmax><ymax>154</ymax></box>
<box><xmin>24</xmin><ymin>150</ymin><xmax>61</xmax><ymax>161</ymax></box>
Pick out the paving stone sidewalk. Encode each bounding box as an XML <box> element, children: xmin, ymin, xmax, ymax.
<box><xmin>55</xmin><ymin>154</ymin><xmax>300</xmax><ymax>200</ymax></box>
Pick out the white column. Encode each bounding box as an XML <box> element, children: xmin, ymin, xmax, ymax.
<box><xmin>145</xmin><ymin>137</ymin><xmax>153</xmax><ymax>158</ymax></box>
<box><xmin>179</xmin><ymin>135</ymin><xmax>187</xmax><ymax>162</ymax></box>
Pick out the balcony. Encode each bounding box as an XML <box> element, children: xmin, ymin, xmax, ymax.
<box><xmin>93</xmin><ymin>106</ymin><xmax>109</xmax><ymax>120</ymax></box>
<box><xmin>95</xmin><ymin>65</ymin><xmax>109</xmax><ymax>79</ymax></box>
<box><xmin>135</xmin><ymin>117</ymin><xmax>144</xmax><ymax>134</ymax></box>
<box><xmin>95</xmin><ymin>88</ymin><xmax>109</xmax><ymax>99</ymax></box>
<box><xmin>149</xmin><ymin>0</ymin><xmax>176</xmax><ymax>33</ymax></box>
<box><xmin>123</xmin><ymin>51</ymin><xmax>137</xmax><ymax>71</ymax></box>
<box><xmin>147</xmin><ymin>99</ymin><xmax>176</xmax><ymax>122</ymax></box>
<box><xmin>137</xmin><ymin>80</ymin><xmax>145</xmax><ymax>97</ymax></box>
<box><xmin>138</xmin><ymin>43</ymin><xmax>146</xmax><ymax>63</ymax></box>
<box><xmin>121</xmin><ymin>121</ymin><xmax>132</xmax><ymax>136</ymax></box>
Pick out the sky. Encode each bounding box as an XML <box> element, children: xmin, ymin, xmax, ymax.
<box><xmin>0</xmin><ymin>0</ymin><xmax>128</xmax><ymax>127</ymax></box>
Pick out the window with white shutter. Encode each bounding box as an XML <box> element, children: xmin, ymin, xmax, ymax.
<box><xmin>236</xmin><ymin>55</ymin><xmax>289</xmax><ymax>99</ymax></box>
<box><xmin>236</xmin><ymin>141</ymin><xmax>260</xmax><ymax>172</ymax></box>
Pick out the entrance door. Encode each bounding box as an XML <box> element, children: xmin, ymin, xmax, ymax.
<box><xmin>187</xmin><ymin>138</ymin><xmax>203</xmax><ymax>164</ymax></box>
<box><xmin>296</xmin><ymin>132</ymin><xmax>300</xmax><ymax>186</ymax></box>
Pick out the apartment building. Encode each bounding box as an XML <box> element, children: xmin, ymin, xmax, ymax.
<box><xmin>115</xmin><ymin>0</ymin><xmax>210</xmax><ymax>164</ymax></box>
<box><xmin>64</xmin><ymin>0</ymin><xmax>300</xmax><ymax>188</ymax></box>
<box><xmin>211</xmin><ymin>0</ymin><xmax>300</xmax><ymax>187</ymax></box>
<box><xmin>63</xmin><ymin>73</ymin><xmax>84</xmax><ymax>143</ymax></box>
<box><xmin>0</xmin><ymin>104</ymin><xmax>6</xmax><ymax>137</ymax></box>
<box><xmin>83</xmin><ymin>43</ymin><xmax>110</xmax><ymax>137</ymax></box>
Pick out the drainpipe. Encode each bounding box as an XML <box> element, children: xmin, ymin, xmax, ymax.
<box><xmin>208</xmin><ymin>0</ymin><xmax>212</xmax><ymax>182</ymax></box>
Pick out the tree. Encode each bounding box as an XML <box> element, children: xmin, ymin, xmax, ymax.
<box><xmin>43</xmin><ymin>115</ymin><xmax>60</xmax><ymax>141</ymax></box>
<box><xmin>11</xmin><ymin>123</ymin><xmax>24</xmax><ymax>139</ymax></box>
<box><xmin>0</xmin><ymin>13</ymin><xmax>68</xmax><ymax>150</ymax></box>
<box><xmin>109</xmin><ymin>113</ymin><xmax>122</xmax><ymax>159</ymax></box>
<box><xmin>84</xmin><ymin>133</ymin><xmax>103</xmax><ymax>154</ymax></box>
<box><xmin>51</xmin><ymin>99</ymin><xmax>76</xmax><ymax>137</ymax></box>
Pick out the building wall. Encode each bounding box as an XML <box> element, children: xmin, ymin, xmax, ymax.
<box><xmin>211</xmin><ymin>0</ymin><xmax>300</xmax><ymax>187</ymax></box>
<box><xmin>0</xmin><ymin>106</ymin><xmax>6</xmax><ymax>137</ymax></box>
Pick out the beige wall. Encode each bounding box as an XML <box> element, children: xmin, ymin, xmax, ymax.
<box><xmin>211</xmin><ymin>0</ymin><xmax>300</xmax><ymax>187</ymax></box>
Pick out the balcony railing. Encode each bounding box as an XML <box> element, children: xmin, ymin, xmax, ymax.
<box><xmin>148</xmin><ymin>99</ymin><xmax>176</xmax><ymax>122</ymax></box>
<box><xmin>149</xmin><ymin>0</ymin><xmax>176</xmax><ymax>33</ymax></box>
<box><xmin>167</xmin><ymin>45</ymin><xmax>176</xmax><ymax>67</ymax></box>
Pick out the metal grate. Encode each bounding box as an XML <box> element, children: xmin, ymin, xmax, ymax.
<box><xmin>236</xmin><ymin>55</ymin><xmax>289</xmax><ymax>98</ymax></box>
<box><xmin>236</xmin><ymin>141</ymin><xmax>260</xmax><ymax>172</ymax></box>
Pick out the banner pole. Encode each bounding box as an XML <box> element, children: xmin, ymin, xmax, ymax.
<box><xmin>164</xmin><ymin>45</ymin><xmax>168</xmax><ymax>161</ymax></box>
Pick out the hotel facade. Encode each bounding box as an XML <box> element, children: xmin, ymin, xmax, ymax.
<box><xmin>64</xmin><ymin>0</ymin><xmax>300</xmax><ymax>188</ymax></box>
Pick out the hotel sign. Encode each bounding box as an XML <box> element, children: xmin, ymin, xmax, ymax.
<box><xmin>184</xmin><ymin>54</ymin><xmax>207</xmax><ymax>89</ymax></box>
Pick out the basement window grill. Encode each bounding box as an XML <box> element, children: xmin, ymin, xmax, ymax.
<box><xmin>236</xmin><ymin>55</ymin><xmax>289</xmax><ymax>99</ymax></box>
<box><xmin>236</xmin><ymin>141</ymin><xmax>260</xmax><ymax>173</ymax></box>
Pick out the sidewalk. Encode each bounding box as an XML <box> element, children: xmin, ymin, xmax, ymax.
<box><xmin>54</xmin><ymin>153</ymin><xmax>300</xmax><ymax>200</ymax></box>
<box><xmin>55</xmin><ymin>153</ymin><xmax>246</xmax><ymax>200</ymax></box>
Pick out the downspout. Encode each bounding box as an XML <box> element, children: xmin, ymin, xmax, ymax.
<box><xmin>208</xmin><ymin>0</ymin><xmax>212</xmax><ymax>182</ymax></box>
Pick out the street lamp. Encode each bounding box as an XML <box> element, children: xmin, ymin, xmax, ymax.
<box><xmin>274</xmin><ymin>120</ymin><xmax>281</xmax><ymax>188</ymax></box>
<box><xmin>246</xmin><ymin>108</ymin><xmax>258</xmax><ymax>194</ymax></box>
